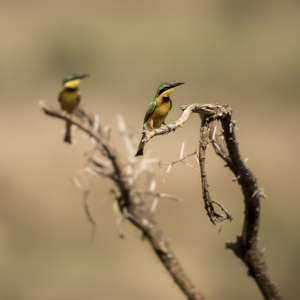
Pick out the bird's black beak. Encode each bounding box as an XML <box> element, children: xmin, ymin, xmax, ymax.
<box><xmin>171</xmin><ymin>82</ymin><xmax>185</xmax><ymax>88</ymax></box>
<box><xmin>77</xmin><ymin>74</ymin><xmax>89</xmax><ymax>80</ymax></box>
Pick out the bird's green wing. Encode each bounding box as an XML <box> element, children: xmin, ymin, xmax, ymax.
<box><xmin>144</xmin><ymin>100</ymin><xmax>156</xmax><ymax>123</ymax></box>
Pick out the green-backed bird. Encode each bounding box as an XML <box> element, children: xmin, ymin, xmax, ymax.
<box><xmin>135</xmin><ymin>82</ymin><xmax>184</xmax><ymax>156</ymax></box>
<box><xmin>58</xmin><ymin>73</ymin><xmax>89</xmax><ymax>143</ymax></box>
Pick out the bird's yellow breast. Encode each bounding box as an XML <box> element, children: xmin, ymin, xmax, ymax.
<box><xmin>59</xmin><ymin>89</ymin><xmax>81</xmax><ymax>114</ymax></box>
<box><xmin>146</xmin><ymin>100</ymin><xmax>171</xmax><ymax>129</ymax></box>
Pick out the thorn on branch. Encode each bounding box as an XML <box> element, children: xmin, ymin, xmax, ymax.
<box><xmin>225</xmin><ymin>236</ymin><xmax>244</xmax><ymax>259</ymax></box>
<box><xmin>252</xmin><ymin>188</ymin><xmax>267</xmax><ymax>199</ymax></box>
<box><xmin>134</xmin><ymin>190</ymin><xmax>183</xmax><ymax>202</ymax></box>
<box><xmin>159</xmin><ymin>149</ymin><xmax>199</xmax><ymax>174</ymax></box>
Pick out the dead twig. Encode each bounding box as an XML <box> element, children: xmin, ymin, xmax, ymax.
<box><xmin>197</xmin><ymin>115</ymin><xmax>233</xmax><ymax>225</ymax></box>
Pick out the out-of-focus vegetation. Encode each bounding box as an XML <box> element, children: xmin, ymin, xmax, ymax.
<box><xmin>0</xmin><ymin>1</ymin><xmax>299</xmax><ymax>299</ymax></box>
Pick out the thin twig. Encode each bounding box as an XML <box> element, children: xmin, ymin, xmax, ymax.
<box><xmin>198</xmin><ymin>115</ymin><xmax>233</xmax><ymax>225</ymax></box>
<box><xmin>159</xmin><ymin>151</ymin><xmax>197</xmax><ymax>165</ymax></box>
<box><xmin>83</xmin><ymin>190</ymin><xmax>96</xmax><ymax>242</ymax></box>
<box><xmin>134</xmin><ymin>190</ymin><xmax>183</xmax><ymax>202</ymax></box>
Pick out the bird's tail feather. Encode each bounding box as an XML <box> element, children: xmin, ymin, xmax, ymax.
<box><xmin>64</xmin><ymin>121</ymin><xmax>72</xmax><ymax>144</ymax></box>
<box><xmin>135</xmin><ymin>136</ymin><xmax>145</xmax><ymax>156</ymax></box>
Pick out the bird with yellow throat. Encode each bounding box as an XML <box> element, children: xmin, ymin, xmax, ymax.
<box><xmin>58</xmin><ymin>73</ymin><xmax>89</xmax><ymax>143</ymax></box>
<box><xmin>135</xmin><ymin>82</ymin><xmax>184</xmax><ymax>156</ymax></box>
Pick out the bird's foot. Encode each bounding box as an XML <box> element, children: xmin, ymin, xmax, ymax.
<box><xmin>164</xmin><ymin>123</ymin><xmax>172</xmax><ymax>132</ymax></box>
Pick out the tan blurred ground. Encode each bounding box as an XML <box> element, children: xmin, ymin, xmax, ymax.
<box><xmin>0</xmin><ymin>1</ymin><xmax>299</xmax><ymax>299</ymax></box>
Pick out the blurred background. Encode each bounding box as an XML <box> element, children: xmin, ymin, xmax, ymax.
<box><xmin>1</xmin><ymin>0</ymin><xmax>299</xmax><ymax>299</ymax></box>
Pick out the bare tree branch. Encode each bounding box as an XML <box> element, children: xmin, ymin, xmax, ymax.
<box><xmin>135</xmin><ymin>101</ymin><xmax>282</xmax><ymax>299</ymax></box>
<box><xmin>219</xmin><ymin>114</ymin><xmax>283</xmax><ymax>300</ymax></box>
<box><xmin>198</xmin><ymin>115</ymin><xmax>233</xmax><ymax>225</ymax></box>
<box><xmin>146</xmin><ymin>104</ymin><xmax>233</xmax><ymax>225</ymax></box>
<box><xmin>40</xmin><ymin>100</ymin><xmax>205</xmax><ymax>300</ymax></box>
<box><xmin>40</xmin><ymin>100</ymin><xmax>283</xmax><ymax>300</ymax></box>
<box><xmin>158</xmin><ymin>148</ymin><xmax>199</xmax><ymax>173</ymax></box>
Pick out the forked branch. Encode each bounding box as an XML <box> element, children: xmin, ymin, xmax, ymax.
<box><xmin>40</xmin><ymin>100</ymin><xmax>282</xmax><ymax>300</ymax></box>
<box><xmin>40</xmin><ymin>100</ymin><xmax>205</xmax><ymax>300</ymax></box>
<box><xmin>138</xmin><ymin>102</ymin><xmax>283</xmax><ymax>299</ymax></box>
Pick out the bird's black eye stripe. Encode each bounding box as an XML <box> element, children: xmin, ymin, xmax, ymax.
<box><xmin>158</xmin><ymin>86</ymin><xmax>169</xmax><ymax>96</ymax></box>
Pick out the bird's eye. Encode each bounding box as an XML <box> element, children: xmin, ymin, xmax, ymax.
<box><xmin>158</xmin><ymin>87</ymin><xmax>169</xmax><ymax>96</ymax></box>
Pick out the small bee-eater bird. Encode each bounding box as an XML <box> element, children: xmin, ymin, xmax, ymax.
<box><xmin>58</xmin><ymin>73</ymin><xmax>89</xmax><ymax>143</ymax></box>
<box><xmin>135</xmin><ymin>82</ymin><xmax>184</xmax><ymax>156</ymax></box>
